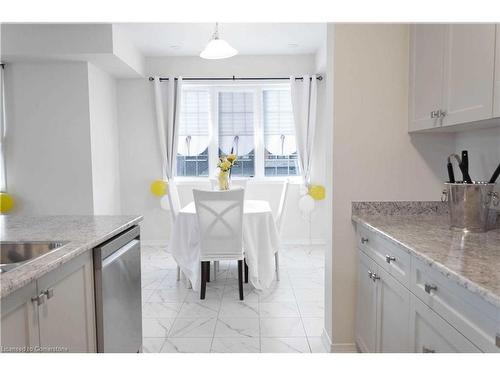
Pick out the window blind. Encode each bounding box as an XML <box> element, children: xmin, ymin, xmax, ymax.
<box><xmin>179</xmin><ymin>90</ymin><xmax>210</xmax><ymax>136</ymax></box>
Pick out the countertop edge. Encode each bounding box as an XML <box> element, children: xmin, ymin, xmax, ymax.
<box><xmin>351</xmin><ymin>214</ymin><xmax>500</xmax><ymax>310</ymax></box>
<box><xmin>1</xmin><ymin>216</ymin><xmax>143</xmax><ymax>299</ymax></box>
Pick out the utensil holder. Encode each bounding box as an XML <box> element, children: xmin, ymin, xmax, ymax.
<box><xmin>441</xmin><ymin>182</ymin><xmax>499</xmax><ymax>232</ymax></box>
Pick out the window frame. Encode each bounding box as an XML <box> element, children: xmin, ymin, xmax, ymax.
<box><xmin>175</xmin><ymin>82</ymin><xmax>299</xmax><ymax>181</ymax></box>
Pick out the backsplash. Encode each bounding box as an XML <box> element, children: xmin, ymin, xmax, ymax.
<box><xmin>351</xmin><ymin>201</ymin><xmax>449</xmax><ymax>216</ymax></box>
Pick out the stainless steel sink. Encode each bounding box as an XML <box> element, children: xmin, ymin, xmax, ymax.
<box><xmin>0</xmin><ymin>241</ymin><xmax>68</xmax><ymax>273</ymax></box>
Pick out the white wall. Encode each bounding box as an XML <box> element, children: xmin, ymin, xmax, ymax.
<box><xmin>88</xmin><ymin>63</ymin><xmax>121</xmax><ymax>214</ymax></box>
<box><xmin>328</xmin><ymin>24</ymin><xmax>456</xmax><ymax>350</ymax></box>
<box><xmin>117</xmin><ymin>54</ymin><xmax>328</xmax><ymax>242</ymax></box>
<box><xmin>454</xmin><ymin>127</ymin><xmax>500</xmax><ymax>184</ymax></box>
<box><xmin>5</xmin><ymin>62</ymin><xmax>95</xmax><ymax>214</ymax></box>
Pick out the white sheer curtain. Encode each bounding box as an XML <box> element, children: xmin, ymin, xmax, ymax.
<box><xmin>290</xmin><ymin>75</ymin><xmax>317</xmax><ymax>186</ymax></box>
<box><xmin>153</xmin><ymin>76</ymin><xmax>183</xmax><ymax>180</ymax></box>
<box><xmin>0</xmin><ymin>65</ymin><xmax>7</xmax><ymax>192</ymax></box>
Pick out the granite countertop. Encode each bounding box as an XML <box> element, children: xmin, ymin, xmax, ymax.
<box><xmin>351</xmin><ymin>202</ymin><xmax>500</xmax><ymax>309</ymax></box>
<box><xmin>0</xmin><ymin>215</ymin><xmax>143</xmax><ymax>298</ymax></box>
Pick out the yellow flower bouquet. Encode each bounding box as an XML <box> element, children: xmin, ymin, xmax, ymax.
<box><xmin>217</xmin><ymin>154</ymin><xmax>238</xmax><ymax>190</ymax></box>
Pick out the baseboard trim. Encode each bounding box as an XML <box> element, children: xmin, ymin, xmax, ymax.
<box><xmin>142</xmin><ymin>239</ymin><xmax>327</xmax><ymax>247</ymax></box>
<box><xmin>321</xmin><ymin>329</ymin><xmax>358</xmax><ymax>353</ymax></box>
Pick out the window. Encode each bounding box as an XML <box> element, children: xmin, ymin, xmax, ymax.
<box><xmin>218</xmin><ymin>91</ymin><xmax>255</xmax><ymax>177</ymax></box>
<box><xmin>176</xmin><ymin>84</ymin><xmax>298</xmax><ymax>178</ymax></box>
<box><xmin>176</xmin><ymin>90</ymin><xmax>210</xmax><ymax>177</ymax></box>
<box><xmin>263</xmin><ymin>90</ymin><xmax>298</xmax><ymax>176</ymax></box>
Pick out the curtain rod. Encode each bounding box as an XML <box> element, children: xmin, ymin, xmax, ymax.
<box><xmin>148</xmin><ymin>75</ymin><xmax>323</xmax><ymax>82</ymax></box>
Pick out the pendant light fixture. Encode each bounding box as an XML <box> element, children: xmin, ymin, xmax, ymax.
<box><xmin>200</xmin><ymin>23</ymin><xmax>238</xmax><ymax>60</ymax></box>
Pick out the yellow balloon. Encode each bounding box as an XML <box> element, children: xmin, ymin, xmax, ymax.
<box><xmin>150</xmin><ymin>180</ymin><xmax>168</xmax><ymax>197</ymax></box>
<box><xmin>0</xmin><ymin>192</ymin><xmax>15</xmax><ymax>214</ymax></box>
<box><xmin>308</xmin><ymin>185</ymin><xmax>326</xmax><ymax>201</ymax></box>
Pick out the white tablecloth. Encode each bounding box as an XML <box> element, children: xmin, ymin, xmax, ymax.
<box><xmin>169</xmin><ymin>200</ymin><xmax>280</xmax><ymax>292</ymax></box>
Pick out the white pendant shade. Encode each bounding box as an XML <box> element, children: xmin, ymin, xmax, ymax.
<box><xmin>200</xmin><ymin>23</ymin><xmax>238</xmax><ymax>60</ymax></box>
<box><xmin>200</xmin><ymin>38</ymin><xmax>238</xmax><ymax>59</ymax></box>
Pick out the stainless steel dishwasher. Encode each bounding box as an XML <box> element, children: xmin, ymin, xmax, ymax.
<box><xmin>93</xmin><ymin>225</ymin><xmax>142</xmax><ymax>353</ymax></box>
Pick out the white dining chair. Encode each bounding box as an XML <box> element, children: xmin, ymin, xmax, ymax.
<box><xmin>166</xmin><ymin>179</ymin><xmax>182</xmax><ymax>281</ymax></box>
<box><xmin>193</xmin><ymin>188</ymin><xmax>245</xmax><ymax>300</ymax></box>
<box><xmin>274</xmin><ymin>179</ymin><xmax>289</xmax><ymax>281</ymax></box>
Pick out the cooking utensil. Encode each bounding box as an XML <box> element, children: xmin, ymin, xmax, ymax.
<box><xmin>459</xmin><ymin>150</ymin><xmax>473</xmax><ymax>183</ymax></box>
<box><xmin>446</xmin><ymin>154</ymin><xmax>458</xmax><ymax>183</ymax></box>
<box><xmin>489</xmin><ymin>162</ymin><xmax>500</xmax><ymax>184</ymax></box>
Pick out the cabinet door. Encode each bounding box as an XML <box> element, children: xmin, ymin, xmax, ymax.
<box><xmin>376</xmin><ymin>268</ymin><xmax>410</xmax><ymax>353</ymax></box>
<box><xmin>355</xmin><ymin>250</ymin><xmax>378</xmax><ymax>352</ymax></box>
<box><xmin>37</xmin><ymin>251</ymin><xmax>96</xmax><ymax>353</ymax></box>
<box><xmin>0</xmin><ymin>282</ymin><xmax>40</xmax><ymax>351</ymax></box>
<box><xmin>494</xmin><ymin>25</ymin><xmax>500</xmax><ymax>118</ymax></box>
<box><xmin>409</xmin><ymin>295</ymin><xmax>480</xmax><ymax>353</ymax></box>
<box><xmin>409</xmin><ymin>24</ymin><xmax>446</xmax><ymax>132</ymax></box>
<box><xmin>442</xmin><ymin>24</ymin><xmax>495</xmax><ymax>127</ymax></box>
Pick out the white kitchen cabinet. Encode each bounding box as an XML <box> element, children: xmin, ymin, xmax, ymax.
<box><xmin>0</xmin><ymin>282</ymin><xmax>39</xmax><ymax>351</ymax></box>
<box><xmin>355</xmin><ymin>250</ymin><xmax>378</xmax><ymax>353</ymax></box>
<box><xmin>355</xmin><ymin>250</ymin><xmax>410</xmax><ymax>353</ymax></box>
<box><xmin>409</xmin><ymin>24</ymin><xmax>446</xmax><ymax>132</ymax></box>
<box><xmin>376</xmin><ymin>267</ymin><xmax>410</xmax><ymax>352</ymax></box>
<box><xmin>37</xmin><ymin>251</ymin><xmax>96</xmax><ymax>353</ymax></box>
<box><xmin>0</xmin><ymin>251</ymin><xmax>96</xmax><ymax>353</ymax></box>
<box><xmin>409</xmin><ymin>294</ymin><xmax>480</xmax><ymax>353</ymax></box>
<box><xmin>409</xmin><ymin>24</ymin><xmax>496</xmax><ymax>131</ymax></box>
<box><xmin>442</xmin><ymin>24</ymin><xmax>496</xmax><ymax>127</ymax></box>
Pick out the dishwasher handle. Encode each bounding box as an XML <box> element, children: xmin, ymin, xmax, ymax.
<box><xmin>102</xmin><ymin>239</ymin><xmax>140</xmax><ymax>269</ymax></box>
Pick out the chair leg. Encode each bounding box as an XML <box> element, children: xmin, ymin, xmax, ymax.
<box><xmin>207</xmin><ymin>261</ymin><xmax>210</xmax><ymax>282</ymax></box>
<box><xmin>244</xmin><ymin>259</ymin><xmax>249</xmax><ymax>284</ymax></box>
<box><xmin>200</xmin><ymin>262</ymin><xmax>208</xmax><ymax>300</ymax></box>
<box><xmin>237</xmin><ymin>260</ymin><xmax>244</xmax><ymax>301</ymax></box>
<box><xmin>176</xmin><ymin>266</ymin><xmax>181</xmax><ymax>282</ymax></box>
<box><xmin>275</xmin><ymin>252</ymin><xmax>280</xmax><ymax>281</ymax></box>
<box><xmin>213</xmin><ymin>261</ymin><xmax>217</xmax><ymax>281</ymax></box>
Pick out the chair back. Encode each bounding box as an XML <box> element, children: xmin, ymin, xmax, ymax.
<box><xmin>275</xmin><ymin>180</ymin><xmax>289</xmax><ymax>234</ymax></box>
<box><xmin>167</xmin><ymin>179</ymin><xmax>181</xmax><ymax>222</ymax></box>
<box><xmin>209</xmin><ymin>177</ymin><xmax>248</xmax><ymax>191</ymax></box>
<box><xmin>193</xmin><ymin>188</ymin><xmax>245</xmax><ymax>261</ymax></box>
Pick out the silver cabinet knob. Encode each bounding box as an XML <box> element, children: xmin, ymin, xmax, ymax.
<box><xmin>424</xmin><ymin>283</ymin><xmax>438</xmax><ymax>294</ymax></box>
<box><xmin>438</xmin><ymin>109</ymin><xmax>447</xmax><ymax>118</ymax></box>
<box><xmin>430</xmin><ymin>110</ymin><xmax>440</xmax><ymax>118</ymax></box>
<box><xmin>368</xmin><ymin>271</ymin><xmax>373</xmax><ymax>279</ymax></box>
<box><xmin>361</xmin><ymin>237</ymin><xmax>369</xmax><ymax>244</ymax></box>
<box><xmin>31</xmin><ymin>293</ymin><xmax>46</xmax><ymax>306</ymax></box>
<box><xmin>43</xmin><ymin>288</ymin><xmax>54</xmax><ymax>299</ymax></box>
<box><xmin>385</xmin><ymin>255</ymin><xmax>396</xmax><ymax>263</ymax></box>
<box><xmin>422</xmin><ymin>346</ymin><xmax>435</xmax><ymax>353</ymax></box>
<box><xmin>371</xmin><ymin>273</ymin><xmax>380</xmax><ymax>282</ymax></box>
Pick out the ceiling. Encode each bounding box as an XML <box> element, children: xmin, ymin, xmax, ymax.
<box><xmin>115</xmin><ymin>23</ymin><xmax>326</xmax><ymax>57</ymax></box>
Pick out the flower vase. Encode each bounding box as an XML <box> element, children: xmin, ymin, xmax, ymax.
<box><xmin>218</xmin><ymin>171</ymin><xmax>230</xmax><ymax>190</ymax></box>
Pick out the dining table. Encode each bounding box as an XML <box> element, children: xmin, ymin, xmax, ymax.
<box><xmin>169</xmin><ymin>199</ymin><xmax>280</xmax><ymax>292</ymax></box>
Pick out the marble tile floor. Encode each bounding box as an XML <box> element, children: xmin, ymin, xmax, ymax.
<box><xmin>140</xmin><ymin>242</ymin><xmax>327</xmax><ymax>353</ymax></box>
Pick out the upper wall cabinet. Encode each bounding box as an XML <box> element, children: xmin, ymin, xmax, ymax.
<box><xmin>409</xmin><ymin>24</ymin><xmax>496</xmax><ymax>132</ymax></box>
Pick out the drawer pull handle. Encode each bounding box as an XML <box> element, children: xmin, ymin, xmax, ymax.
<box><xmin>385</xmin><ymin>255</ymin><xmax>396</xmax><ymax>264</ymax></box>
<box><xmin>371</xmin><ymin>273</ymin><xmax>380</xmax><ymax>282</ymax></box>
<box><xmin>43</xmin><ymin>288</ymin><xmax>54</xmax><ymax>299</ymax></box>
<box><xmin>361</xmin><ymin>237</ymin><xmax>369</xmax><ymax>244</ymax></box>
<box><xmin>422</xmin><ymin>346</ymin><xmax>435</xmax><ymax>353</ymax></box>
<box><xmin>424</xmin><ymin>283</ymin><xmax>437</xmax><ymax>294</ymax></box>
<box><xmin>31</xmin><ymin>293</ymin><xmax>46</xmax><ymax>306</ymax></box>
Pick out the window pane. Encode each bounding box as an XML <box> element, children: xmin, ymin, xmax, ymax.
<box><xmin>263</xmin><ymin>89</ymin><xmax>298</xmax><ymax>176</ymax></box>
<box><xmin>218</xmin><ymin>92</ymin><xmax>255</xmax><ymax>177</ymax></box>
<box><xmin>176</xmin><ymin>90</ymin><xmax>210</xmax><ymax>177</ymax></box>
